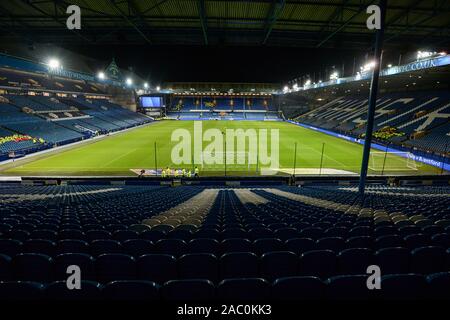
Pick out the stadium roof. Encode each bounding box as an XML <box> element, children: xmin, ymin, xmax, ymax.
<box><xmin>0</xmin><ymin>0</ymin><xmax>449</xmax><ymax>48</ymax></box>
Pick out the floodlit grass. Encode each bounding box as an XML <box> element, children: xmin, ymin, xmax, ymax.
<box><xmin>0</xmin><ymin>120</ymin><xmax>441</xmax><ymax>176</ymax></box>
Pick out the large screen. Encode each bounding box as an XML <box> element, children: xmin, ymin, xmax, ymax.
<box><xmin>141</xmin><ymin>96</ymin><xmax>162</xmax><ymax>108</ymax></box>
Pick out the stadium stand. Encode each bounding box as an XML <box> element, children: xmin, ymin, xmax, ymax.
<box><xmin>293</xmin><ymin>91</ymin><xmax>450</xmax><ymax>157</ymax></box>
<box><xmin>0</xmin><ymin>184</ymin><xmax>449</xmax><ymax>300</ymax></box>
<box><xmin>0</xmin><ymin>91</ymin><xmax>152</xmax><ymax>159</ymax></box>
<box><xmin>167</xmin><ymin>96</ymin><xmax>280</xmax><ymax>121</ymax></box>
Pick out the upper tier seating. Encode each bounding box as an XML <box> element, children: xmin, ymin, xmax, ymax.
<box><xmin>295</xmin><ymin>91</ymin><xmax>450</xmax><ymax>155</ymax></box>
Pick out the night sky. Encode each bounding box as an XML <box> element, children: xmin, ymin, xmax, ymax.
<box><xmin>62</xmin><ymin>44</ymin><xmax>416</xmax><ymax>85</ymax></box>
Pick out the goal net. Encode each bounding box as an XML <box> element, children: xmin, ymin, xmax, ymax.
<box><xmin>369</xmin><ymin>151</ymin><xmax>419</xmax><ymax>173</ymax></box>
<box><xmin>200</xmin><ymin>150</ymin><xmax>253</xmax><ymax>172</ymax></box>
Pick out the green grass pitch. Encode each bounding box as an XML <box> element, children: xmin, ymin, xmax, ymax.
<box><xmin>0</xmin><ymin>120</ymin><xmax>441</xmax><ymax>176</ymax></box>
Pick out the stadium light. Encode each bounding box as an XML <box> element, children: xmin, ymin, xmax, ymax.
<box><xmin>144</xmin><ymin>82</ymin><xmax>149</xmax><ymax>89</ymax></box>
<box><xmin>304</xmin><ymin>79</ymin><xmax>311</xmax><ymax>86</ymax></box>
<box><xmin>97</xmin><ymin>72</ymin><xmax>106</xmax><ymax>80</ymax></box>
<box><xmin>126</xmin><ymin>78</ymin><xmax>133</xmax><ymax>86</ymax></box>
<box><xmin>361</xmin><ymin>61</ymin><xmax>376</xmax><ymax>72</ymax></box>
<box><xmin>387</xmin><ymin>64</ymin><xmax>392</xmax><ymax>68</ymax></box>
<box><xmin>283</xmin><ymin>85</ymin><xmax>289</xmax><ymax>93</ymax></box>
<box><xmin>47</xmin><ymin>58</ymin><xmax>61</xmax><ymax>69</ymax></box>
<box><xmin>156</xmin><ymin>86</ymin><xmax>161</xmax><ymax>91</ymax></box>
<box><xmin>329</xmin><ymin>72</ymin><xmax>339</xmax><ymax>80</ymax></box>
<box><xmin>417</xmin><ymin>51</ymin><xmax>436</xmax><ymax>60</ymax></box>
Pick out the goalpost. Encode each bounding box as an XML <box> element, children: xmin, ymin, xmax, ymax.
<box><xmin>369</xmin><ymin>151</ymin><xmax>419</xmax><ymax>173</ymax></box>
<box><xmin>200</xmin><ymin>150</ymin><xmax>253</xmax><ymax>172</ymax></box>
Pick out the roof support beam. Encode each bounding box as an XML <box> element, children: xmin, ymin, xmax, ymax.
<box><xmin>109</xmin><ymin>0</ymin><xmax>152</xmax><ymax>44</ymax></box>
<box><xmin>198</xmin><ymin>0</ymin><xmax>208</xmax><ymax>45</ymax></box>
<box><xmin>262</xmin><ymin>0</ymin><xmax>285</xmax><ymax>45</ymax></box>
<box><xmin>317</xmin><ymin>0</ymin><xmax>351</xmax><ymax>34</ymax></box>
<box><xmin>19</xmin><ymin>0</ymin><xmax>93</xmax><ymax>43</ymax></box>
<box><xmin>315</xmin><ymin>0</ymin><xmax>375</xmax><ymax>48</ymax></box>
<box><xmin>385</xmin><ymin>0</ymin><xmax>424</xmax><ymax>27</ymax></box>
<box><xmin>385</xmin><ymin>0</ymin><xmax>448</xmax><ymax>42</ymax></box>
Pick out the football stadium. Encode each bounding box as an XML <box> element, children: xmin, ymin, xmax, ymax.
<box><xmin>0</xmin><ymin>0</ymin><xmax>449</xmax><ymax>312</ymax></box>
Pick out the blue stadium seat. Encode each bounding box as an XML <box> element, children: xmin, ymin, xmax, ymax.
<box><xmin>337</xmin><ymin>248</ymin><xmax>373</xmax><ymax>275</ymax></box>
<box><xmin>316</xmin><ymin>237</ymin><xmax>345</xmax><ymax>252</ymax></box>
<box><xmin>23</xmin><ymin>239</ymin><xmax>56</xmax><ymax>256</ymax></box>
<box><xmin>86</xmin><ymin>230</ymin><xmax>111</xmax><ymax>241</ymax></box>
<box><xmin>178</xmin><ymin>253</ymin><xmax>218</xmax><ymax>282</ymax></box>
<box><xmin>112</xmin><ymin>230</ymin><xmax>139</xmax><ymax>242</ymax></box>
<box><xmin>271</xmin><ymin>276</ymin><xmax>325</xmax><ymax>300</ymax></box>
<box><xmin>0</xmin><ymin>281</ymin><xmax>45</xmax><ymax>300</ymax></box>
<box><xmin>54</xmin><ymin>253</ymin><xmax>95</xmax><ymax>281</ymax></box>
<box><xmin>299</xmin><ymin>227</ymin><xmax>323</xmax><ymax>239</ymax></box>
<box><xmin>404</xmin><ymin>233</ymin><xmax>430</xmax><ymax>249</ymax></box>
<box><xmin>30</xmin><ymin>230</ymin><xmax>58</xmax><ymax>241</ymax></box>
<box><xmin>299</xmin><ymin>250</ymin><xmax>336</xmax><ymax>278</ymax></box>
<box><xmin>218</xmin><ymin>278</ymin><xmax>270</xmax><ymax>301</ymax></box>
<box><xmin>252</xmin><ymin>238</ymin><xmax>284</xmax><ymax>255</ymax></box>
<box><xmin>326</xmin><ymin>275</ymin><xmax>371</xmax><ymax>300</ymax></box>
<box><xmin>167</xmin><ymin>229</ymin><xmax>192</xmax><ymax>241</ymax></box>
<box><xmin>345</xmin><ymin>236</ymin><xmax>373</xmax><ymax>249</ymax></box>
<box><xmin>426</xmin><ymin>272</ymin><xmax>450</xmax><ymax>300</ymax></box>
<box><xmin>0</xmin><ymin>254</ymin><xmax>12</xmax><ymax>280</ymax></box>
<box><xmin>90</xmin><ymin>239</ymin><xmax>123</xmax><ymax>256</ymax></box>
<box><xmin>431</xmin><ymin>233</ymin><xmax>450</xmax><ymax>247</ymax></box>
<box><xmin>0</xmin><ymin>239</ymin><xmax>22</xmax><ymax>257</ymax></box>
<box><xmin>285</xmin><ymin>238</ymin><xmax>315</xmax><ymax>255</ymax></box>
<box><xmin>102</xmin><ymin>280</ymin><xmax>160</xmax><ymax>301</ymax></box>
<box><xmin>6</xmin><ymin>230</ymin><xmax>30</xmax><ymax>242</ymax></box>
<box><xmin>162</xmin><ymin>279</ymin><xmax>215</xmax><ymax>301</ymax></box>
<box><xmin>380</xmin><ymin>274</ymin><xmax>427</xmax><ymax>300</ymax></box>
<box><xmin>140</xmin><ymin>230</ymin><xmax>166</xmax><ymax>242</ymax></box>
<box><xmin>324</xmin><ymin>227</ymin><xmax>348</xmax><ymax>238</ymax></box>
<box><xmin>220</xmin><ymin>252</ymin><xmax>259</xmax><ymax>279</ymax></box>
<box><xmin>12</xmin><ymin>253</ymin><xmax>53</xmax><ymax>282</ymax></box>
<box><xmin>188</xmin><ymin>238</ymin><xmax>219</xmax><ymax>255</ymax></box>
<box><xmin>95</xmin><ymin>254</ymin><xmax>136</xmax><ymax>283</ymax></box>
<box><xmin>375</xmin><ymin>247</ymin><xmax>410</xmax><ymax>274</ymax></box>
<box><xmin>222</xmin><ymin>228</ymin><xmax>247</xmax><ymax>239</ymax></box>
<box><xmin>58</xmin><ymin>229</ymin><xmax>85</xmax><ymax>240</ymax></box>
<box><xmin>45</xmin><ymin>280</ymin><xmax>102</xmax><ymax>300</ymax></box>
<box><xmin>56</xmin><ymin>239</ymin><xmax>90</xmax><ymax>255</ymax></box>
<box><xmin>137</xmin><ymin>254</ymin><xmax>177</xmax><ymax>284</ymax></box>
<box><xmin>411</xmin><ymin>246</ymin><xmax>447</xmax><ymax>274</ymax></box>
<box><xmin>375</xmin><ymin>235</ymin><xmax>405</xmax><ymax>249</ymax></box>
<box><xmin>122</xmin><ymin>239</ymin><xmax>154</xmax><ymax>257</ymax></box>
<box><xmin>248</xmin><ymin>228</ymin><xmax>273</xmax><ymax>240</ymax></box>
<box><xmin>273</xmin><ymin>228</ymin><xmax>299</xmax><ymax>241</ymax></box>
<box><xmin>221</xmin><ymin>238</ymin><xmax>252</xmax><ymax>253</ymax></box>
<box><xmin>261</xmin><ymin>251</ymin><xmax>298</xmax><ymax>281</ymax></box>
<box><xmin>155</xmin><ymin>239</ymin><xmax>187</xmax><ymax>257</ymax></box>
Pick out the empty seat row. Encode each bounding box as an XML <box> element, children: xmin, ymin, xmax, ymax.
<box><xmin>1</xmin><ymin>246</ymin><xmax>449</xmax><ymax>284</ymax></box>
<box><xmin>1</xmin><ymin>272</ymin><xmax>449</xmax><ymax>301</ymax></box>
<box><xmin>2</xmin><ymin>233</ymin><xmax>449</xmax><ymax>258</ymax></box>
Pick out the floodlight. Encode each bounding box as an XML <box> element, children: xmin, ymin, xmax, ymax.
<box><xmin>361</xmin><ymin>61</ymin><xmax>376</xmax><ymax>72</ymax></box>
<box><xmin>156</xmin><ymin>86</ymin><xmax>161</xmax><ymax>91</ymax></box>
<box><xmin>144</xmin><ymin>82</ymin><xmax>149</xmax><ymax>89</ymax></box>
<box><xmin>98</xmin><ymin>72</ymin><xmax>105</xmax><ymax>80</ymax></box>
<box><xmin>126</xmin><ymin>78</ymin><xmax>133</xmax><ymax>85</ymax></box>
<box><xmin>329</xmin><ymin>72</ymin><xmax>339</xmax><ymax>80</ymax></box>
<box><xmin>47</xmin><ymin>58</ymin><xmax>61</xmax><ymax>69</ymax></box>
